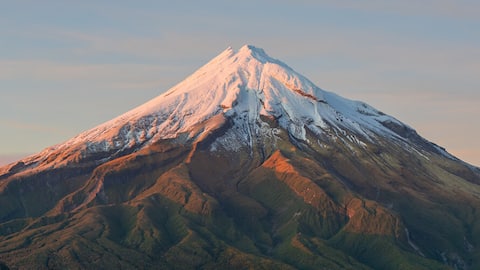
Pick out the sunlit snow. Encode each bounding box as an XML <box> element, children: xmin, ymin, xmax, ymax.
<box><xmin>4</xmin><ymin>45</ymin><xmax>456</xmax><ymax>170</ymax></box>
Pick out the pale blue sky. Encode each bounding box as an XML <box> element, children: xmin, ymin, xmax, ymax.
<box><xmin>1</xmin><ymin>0</ymin><xmax>479</xmax><ymax>166</ymax></box>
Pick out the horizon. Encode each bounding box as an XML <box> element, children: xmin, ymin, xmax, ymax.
<box><xmin>1</xmin><ymin>1</ymin><xmax>479</xmax><ymax>167</ymax></box>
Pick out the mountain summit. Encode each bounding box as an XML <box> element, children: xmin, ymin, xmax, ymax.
<box><xmin>2</xmin><ymin>45</ymin><xmax>452</xmax><ymax>172</ymax></box>
<box><xmin>1</xmin><ymin>45</ymin><xmax>479</xmax><ymax>269</ymax></box>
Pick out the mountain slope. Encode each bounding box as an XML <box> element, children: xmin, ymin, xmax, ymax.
<box><xmin>0</xmin><ymin>45</ymin><xmax>479</xmax><ymax>269</ymax></box>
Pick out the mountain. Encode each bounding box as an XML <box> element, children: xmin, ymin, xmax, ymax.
<box><xmin>0</xmin><ymin>45</ymin><xmax>479</xmax><ymax>270</ymax></box>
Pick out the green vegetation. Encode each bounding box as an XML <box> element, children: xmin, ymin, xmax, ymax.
<box><xmin>0</xmin><ymin>128</ymin><xmax>479</xmax><ymax>269</ymax></box>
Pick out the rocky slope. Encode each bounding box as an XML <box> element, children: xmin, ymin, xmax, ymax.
<box><xmin>0</xmin><ymin>45</ymin><xmax>479</xmax><ymax>269</ymax></box>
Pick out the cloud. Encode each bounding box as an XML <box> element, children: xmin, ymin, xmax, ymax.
<box><xmin>0</xmin><ymin>119</ymin><xmax>64</xmax><ymax>134</ymax></box>
<box><xmin>0</xmin><ymin>59</ymin><xmax>189</xmax><ymax>92</ymax></box>
<box><xmin>282</xmin><ymin>0</ymin><xmax>480</xmax><ymax>21</ymax></box>
<box><xmin>0</xmin><ymin>5</ymin><xmax>477</xmax><ymax>167</ymax></box>
<box><xmin>39</xmin><ymin>29</ymin><xmax>234</xmax><ymax>61</ymax></box>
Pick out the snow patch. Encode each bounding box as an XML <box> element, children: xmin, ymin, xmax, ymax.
<box><xmin>405</xmin><ymin>228</ymin><xmax>425</xmax><ymax>257</ymax></box>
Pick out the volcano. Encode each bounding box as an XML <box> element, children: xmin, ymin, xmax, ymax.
<box><xmin>0</xmin><ymin>45</ymin><xmax>479</xmax><ymax>269</ymax></box>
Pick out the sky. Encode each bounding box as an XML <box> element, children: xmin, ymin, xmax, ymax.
<box><xmin>0</xmin><ymin>0</ymin><xmax>479</xmax><ymax>166</ymax></box>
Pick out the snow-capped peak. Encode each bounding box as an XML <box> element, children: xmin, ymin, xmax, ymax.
<box><xmin>237</xmin><ymin>45</ymin><xmax>271</xmax><ymax>63</ymax></box>
<box><xmin>19</xmin><ymin>45</ymin><xmax>427</xmax><ymax>168</ymax></box>
<box><xmin>74</xmin><ymin>44</ymin><xmax>329</xmax><ymax>140</ymax></box>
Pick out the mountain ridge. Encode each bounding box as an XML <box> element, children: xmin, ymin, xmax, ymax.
<box><xmin>1</xmin><ymin>45</ymin><xmax>465</xmax><ymax>174</ymax></box>
<box><xmin>0</xmin><ymin>45</ymin><xmax>479</xmax><ymax>269</ymax></box>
